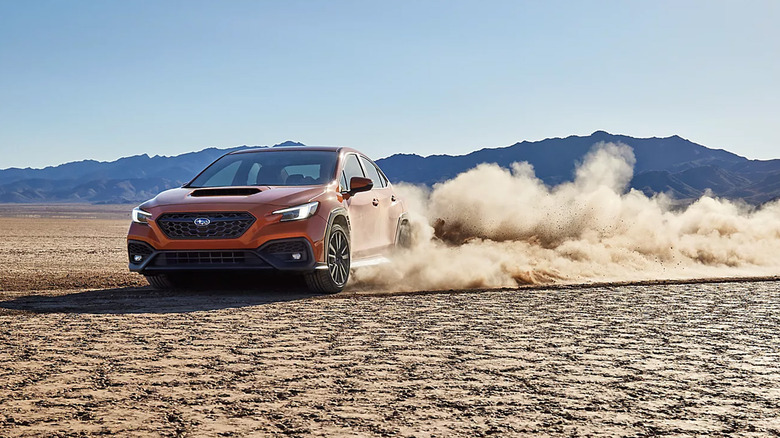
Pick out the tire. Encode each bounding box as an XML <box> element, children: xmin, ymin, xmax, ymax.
<box><xmin>144</xmin><ymin>274</ymin><xmax>183</xmax><ymax>290</ymax></box>
<box><xmin>305</xmin><ymin>224</ymin><xmax>350</xmax><ymax>293</ymax></box>
<box><xmin>397</xmin><ymin>220</ymin><xmax>412</xmax><ymax>249</ymax></box>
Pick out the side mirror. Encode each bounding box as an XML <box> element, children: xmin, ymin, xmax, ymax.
<box><xmin>344</xmin><ymin>176</ymin><xmax>373</xmax><ymax>199</ymax></box>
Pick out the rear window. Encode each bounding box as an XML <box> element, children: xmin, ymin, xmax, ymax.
<box><xmin>189</xmin><ymin>150</ymin><xmax>339</xmax><ymax>187</ymax></box>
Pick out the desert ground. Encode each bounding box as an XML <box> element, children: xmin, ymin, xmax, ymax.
<box><xmin>1</xmin><ymin>205</ymin><xmax>779</xmax><ymax>437</ymax></box>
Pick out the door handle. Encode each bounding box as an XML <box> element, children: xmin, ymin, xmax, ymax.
<box><xmin>372</xmin><ymin>198</ymin><xmax>379</xmax><ymax>206</ymax></box>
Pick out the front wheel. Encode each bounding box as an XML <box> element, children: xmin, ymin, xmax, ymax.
<box><xmin>304</xmin><ymin>224</ymin><xmax>350</xmax><ymax>293</ymax></box>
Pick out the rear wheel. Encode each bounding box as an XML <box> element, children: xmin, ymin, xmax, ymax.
<box><xmin>305</xmin><ymin>224</ymin><xmax>350</xmax><ymax>293</ymax></box>
<box><xmin>144</xmin><ymin>274</ymin><xmax>184</xmax><ymax>290</ymax></box>
<box><xmin>397</xmin><ymin>220</ymin><xmax>412</xmax><ymax>249</ymax></box>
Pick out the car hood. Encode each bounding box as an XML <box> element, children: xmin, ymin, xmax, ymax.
<box><xmin>143</xmin><ymin>186</ymin><xmax>328</xmax><ymax>210</ymax></box>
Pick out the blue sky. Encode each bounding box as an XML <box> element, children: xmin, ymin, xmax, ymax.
<box><xmin>1</xmin><ymin>0</ymin><xmax>777</xmax><ymax>169</ymax></box>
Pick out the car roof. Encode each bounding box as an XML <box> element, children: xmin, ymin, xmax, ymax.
<box><xmin>229</xmin><ymin>146</ymin><xmax>361</xmax><ymax>155</ymax></box>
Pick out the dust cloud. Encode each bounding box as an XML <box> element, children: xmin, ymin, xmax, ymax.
<box><xmin>353</xmin><ymin>143</ymin><xmax>780</xmax><ymax>291</ymax></box>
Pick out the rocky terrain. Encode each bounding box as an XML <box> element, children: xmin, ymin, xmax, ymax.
<box><xmin>2</xmin><ymin>281</ymin><xmax>779</xmax><ymax>436</ymax></box>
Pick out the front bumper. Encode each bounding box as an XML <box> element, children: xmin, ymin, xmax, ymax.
<box><xmin>128</xmin><ymin>238</ymin><xmax>321</xmax><ymax>273</ymax></box>
<box><xmin>127</xmin><ymin>208</ymin><xmax>330</xmax><ymax>272</ymax></box>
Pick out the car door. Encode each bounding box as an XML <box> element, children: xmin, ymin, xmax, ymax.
<box><xmin>372</xmin><ymin>160</ymin><xmax>405</xmax><ymax>248</ymax></box>
<box><xmin>341</xmin><ymin>153</ymin><xmax>377</xmax><ymax>256</ymax></box>
<box><xmin>358</xmin><ymin>155</ymin><xmax>396</xmax><ymax>252</ymax></box>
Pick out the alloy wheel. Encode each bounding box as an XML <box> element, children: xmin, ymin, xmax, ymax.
<box><xmin>327</xmin><ymin>229</ymin><xmax>350</xmax><ymax>286</ymax></box>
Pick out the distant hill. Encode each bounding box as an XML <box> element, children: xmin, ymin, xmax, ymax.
<box><xmin>376</xmin><ymin>131</ymin><xmax>780</xmax><ymax>205</ymax></box>
<box><xmin>1</xmin><ymin>134</ymin><xmax>778</xmax><ymax>204</ymax></box>
<box><xmin>0</xmin><ymin>141</ymin><xmax>301</xmax><ymax>203</ymax></box>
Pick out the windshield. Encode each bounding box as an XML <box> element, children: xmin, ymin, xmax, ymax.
<box><xmin>188</xmin><ymin>150</ymin><xmax>339</xmax><ymax>188</ymax></box>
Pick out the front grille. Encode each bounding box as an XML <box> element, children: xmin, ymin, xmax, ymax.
<box><xmin>157</xmin><ymin>212</ymin><xmax>255</xmax><ymax>239</ymax></box>
<box><xmin>153</xmin><ymin>250</ymin><xmax>265</xmax><ymax>267</ymax></box>
<box><xmin>128</xmin><ymin>241</ymin><xmax>154</xmax><ymax>263</ymax></box>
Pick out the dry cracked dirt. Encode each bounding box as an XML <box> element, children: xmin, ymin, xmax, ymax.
<box><xmin>1</xmin><ymin>205</ymin><xmax>779</xmax><ymax>437</ymax></box>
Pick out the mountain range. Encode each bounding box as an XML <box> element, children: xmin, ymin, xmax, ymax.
<box><xmin>1</xmin><ymin>132</ymin><xmax>779</xmax><ymax>204</ymax></box>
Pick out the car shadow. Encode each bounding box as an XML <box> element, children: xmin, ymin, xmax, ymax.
<box><xmin>0</xmin><ymin>274</ymin><xmax>321</xmax><ymax>314</ymax></box>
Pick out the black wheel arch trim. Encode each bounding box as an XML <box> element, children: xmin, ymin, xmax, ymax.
<box><xmin>323</xmin><ymin>207</ymin><xmax>350</xmax><ymax>261</ymax></box>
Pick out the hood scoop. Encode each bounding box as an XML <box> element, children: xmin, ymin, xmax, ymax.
<box><xmin>189</xmin><ymin>187</ymin><xmax>262</xmax><ymax>197</ymax></box>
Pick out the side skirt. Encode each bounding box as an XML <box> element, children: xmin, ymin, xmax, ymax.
<box><xmin>315</xmin><ymin>255</ymin><xmax>391</xmax><ymax>270</ymax></box>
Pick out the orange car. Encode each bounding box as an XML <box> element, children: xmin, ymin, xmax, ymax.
<box><xmin>127</xmin><ymin>146</ymin><xmax>409</xmax><ymax>293</ymax></box>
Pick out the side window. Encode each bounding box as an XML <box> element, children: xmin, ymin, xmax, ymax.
<box><xmin>339</xmin><ymin>172</ymin><xmax>348</xmax><ymax>192</ymax></box>
<box><xmin>374</xmin><ymin>161</ymin><xmax>390</xmax><ymax>186</ymax></box>
<box><xmin>204</xmin><ymin>161</ymin><xmax>242</xmax><ymax>186</ymax></box>
<box><xmin>342</xmin><ymin>154</ymin><xmax>364</xmax><ymax>191</ymax></box>
<box><xmin>359</xmin><ymin>156</ymin><xmax>385</xmax><ymax>188</ymax></box>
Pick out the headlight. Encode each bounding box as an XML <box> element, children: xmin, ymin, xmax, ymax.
<box><xmin>273</xmin><ymin>202</ymin><xmax>319</xmax><ymax>222</ymax></box>
<box><xmin>132</xmin><ymin>207</ymin><xmax>152</xmax><ymax>224</ymax></box>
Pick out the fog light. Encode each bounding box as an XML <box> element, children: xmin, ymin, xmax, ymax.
<box><xmin>133</xmin><ymin>255</ymin><xmax>143</xmax><ymax>262</ymax></box>
<box><xmin>292</xmin><ymin>253</ymin><xmax>302</xmax><ymax>260</ymax></box>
